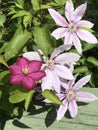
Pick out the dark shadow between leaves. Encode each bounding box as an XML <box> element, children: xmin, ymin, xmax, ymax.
<box><xmin>27</xmin><ymin>99</ymin><xmax>47</xmax><ymax>116</ymax></box>
<box><xmin>45</xmin><ymin>107</ymin><xmax>57</xmax><ymax>127</ymax></box>
<box><xmin>12</xmin><ymin>119</ymin><xmax>31</xmax><ymax>129</ymax></box>
<box><xmin>77</xmin><ymin>102</ymin><xmax>88</xmax><ymax>106</ymax></box>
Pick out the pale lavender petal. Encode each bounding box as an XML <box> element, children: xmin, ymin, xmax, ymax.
<box><xmin>41</xmin><ymin>77</ymin><xmax>53</xmax><ymax>91</ymax></box>
<box><xmin>76</xmin><ymin>91</ymin><xmax>98</xmax><ymax>102</ymax></box>
<box><xmin>57</xmin><ymin>99</ymin><xmax>68</xmax><ymax>121</ymax></box>
<box><xmin>16</xmin><ymin>58</ymin><xmax>29</xmax><ymax>67</ymax></box>
<box><xmin>22</xmin><ymin>77</ymin><xmax>35</xmax><ymax>89</ymax></box>
<box><xmin>72</xmin><ymin>33</ymin><xmax>82</xmax><ymax>54</ymax></box>
<box><xmin>29</xmin><ymin>60</ymin><xmax>42</xmax><ymax>73</ymax></box>
<box><xmin>56</xmin><ymin>94</ymin><xmax>65</xmax><ymax>100</ymax></box>
<box><xmin>76</xmin><ymin>20</ymin><xmax>94</xmax><ymax>28</ymax></box>
<box><xmin>9</xmin><ymin>65</ymin><xmax>22</xmax><ymax>75</ymax></box>
<box><xmin>55</xmin><ymin>64</ymin><xmax>74</xmax><ymax>80</ymax></box>
<box><xmin>28</xmin><ymin>71</ymin><xmax>46</xmax><ymax>80</ymax></box>
<box><xmin>50</xmin><ymin>45</ymin><xmax>67</xmax><ymax>59</ymax></box>
<box><xmin>76</xmin><ymin>29</ymin><xmax>98</xmax><ymax>43</ymax></box>
<box><xmin>54</xmin><ymin>52</ymin><xmax>80</xmax><ymax>65</ymax></box>
<box><xmin>52</xmin><ymin>70</ymin><xmax>61</xmax><ymax>93</ymax></box>
<box><xmin>73</xmin><ymin>75</ymin><xmax>91</xmax><ymax>91</ymax></box>
<box><xmin>69</xmin><ymin>100</ymin><xmax>78</xmax><ymax>118</ymax></box>
<box><xmin>51</xmin><ymin>28</ymin><xmax>68</xmax><ymax>40</ymax></box>
<box><xmin>65</xmin><ymin>0</ymin><xmax>74</xmax><ymax>22</ymax></box>
<box><xmin>74</xmin><ymin>2</ymin><xmax>87</xmax><ymax>22</ymax></box>
<box><xmin>65</xmin><ymin>11</ymin><xmax>73</xmax><ymax>22</ymax></box>
<box><xmin>10</xmin><ymin>75</ymin><xmax>23</xmax><ymax>85</ymax></box>
<box><xmin>66</xmin><ymin>0</ymin><xmax>74</xmax><ymax>12</ymax></box>
<box><xmin>41</xmin><ymin>70</ymin><xmax>54</xmax><ymax>91</ymax></box>
<box><xmin>48</xmin><ymin>8</ymin><xmax>68</xmax><ymax>26</ymax></box>
<box><xmin>23</xmin><ymin>52</ymin><xmax>41</xmax><ymax>61</ymax></box>
<box><xmin>64</xmin><ymin>32</ymin><xmax>73</xmax><ymax>46</ymax></box>
<box><xmin>67</xmin><ymin>74</ymin><xmax>79</xmax><ymax>89</ymax></box>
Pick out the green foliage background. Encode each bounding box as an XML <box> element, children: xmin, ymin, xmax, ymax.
<box><xmin>0</xmin><ymin>0</ymin><xmax>98</xmax><ymax>128</ymax></box>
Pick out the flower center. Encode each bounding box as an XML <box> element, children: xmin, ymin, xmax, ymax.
<box><xmin>22</xmin><ymin>67</ymin><xmax>29</xmax><ymax>75</ymax></box>
<box><xmin>68</xmin><ymin>22</ymin><xmax>76</xmax><ymax>33</ymax></box>
<box><xmin>46</xmin><ymin>59</ymin><xmax>54</xmax><ymax>70</ymax></box>
<box><xmin>66</xmin><ymin>90</ymin><xmax>75</xmax><ymax>101</ymax></box>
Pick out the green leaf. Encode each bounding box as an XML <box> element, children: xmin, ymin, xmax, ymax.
<box><xmin>0</xmin><ymin>90</ymin><xmax>2</xmax><ymax>99</ymax></box>
<box><xmin>4</xmin><ymin>26</ymin><xmax>32</xmax><ymax>61</ymax></box>
<box><xmin>9</xmin><ymin>85</ymin><xmax>29</xmax><ymax>104</ymax></box>
<box><xmin>33</xmin><ymin>25</ymin><xmax>55</xmax><ymax>57</ymax></box>
<box><xmin>15</xmin><ymin>0</ymin><xmax>24</xmax><ymax>9</ymax></box>
<box><xmin>25</xmin><ymin>90</ymin><xmax>35</xmax><ymax>111</ymax></box>
<box><xmin>31</xmin><ymin>0</ymin><xmax>40</xmax><ymax>11</ymax></box>
<box><xmin>0</xmin><ymin>55</ymin><xmax>8</xmax><ymax>67</ymax></box>
<box><xmin>9</xmin><ymin>90</ymin><xmax>28</xmax><ymax>103</ymax></box>
<box><xmin>54</xmin><ymin>0</ymin><xmax>67</xmax><ymax>5</ymax></box>
<box><xmin>11</xmin><ymin>10</ymin><xmax>28</xmax><ymax>19</ymax></box>
<box><xmin>83</xmin><ymin>43</ymin><xmax>97</xmax><ymax>52</ymax></box>
<box><xmin>0</xmin><ymin>11</ymin><xmax>6</xmax><ymax>27</ymax></box>
<box><xmin>23</xmin><ymin>13</ymin><xmax>32</xmax><ymax>28</ymax></box>
<box><xmin>73</xmin><ymin>66</ymin><xmax>89</xmax><ymax>74</ymax></box>
<box><xmin>79</xmin><ymin>26</ymin><xmax>94</xmax><ymax>33</ymax></box>
<box><xmin>0</xmin><ymin>70</ymin><xmax>9</xmax><ymax>81</ymax></box>
<box><xmin>42</xmin><ymin>89</ymin><xmax>62</xmax><ymax>105</ymax></box>
<box><xmin>87</xmin><ymin>56</ymin><xmax>98</xmax><ymax>66</ymax></box>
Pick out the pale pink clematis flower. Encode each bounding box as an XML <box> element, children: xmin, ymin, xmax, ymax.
<box><xmin>9</xmin><ymin>58</ymin><xmax>46</xmax><ymax>90</ymax></box>
<box><xmin>57</xmin><ymin>75</ymin><xmax>98</xmax><ymax>121</ymax></box>
<box><xmin>23</xmin><ymin>45</ymin><xmax>80</xmax><ymax>93</ymax></box>
<box><xmin>48</xmin><ymin>0</ymin><xmax>98</xmax><ymax>53</ymax></box>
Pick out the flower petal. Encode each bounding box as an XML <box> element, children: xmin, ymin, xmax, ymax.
<box><xmin>74</xmin><ymin>2</ymin><xmax>87</xmax><ymax>22</ymax></box>
<box><xmin>48</xmin><ymin>8</ymin><xmax>68</xmax><ymax>26</ymax></box>
<box><xmin>55</xmin><ymin>64</ymin><xmax>74</xmax><ymax>80</ymax></box>
<box><xmin>65</xmin><ymin>0</ymin><xmax>74</xmax><ymax>22</ymax></box>
<box><xmin>41</xmin><ymin>70</ymin><xmax>54</xmax><ymax>91</ymax></box>
<box><xmin>22</xmin><ymin>77</ymin><xmax>35</xmax><ymax>90</ymax></box>
<box><xmin>54</xmin><ymin>52</ymin><xmax>80</xmax><ymax>65</ymax></box>
<box><xmin>56</xmin><ymin>94</ymin><xmax>65</xmax><ymax>100</ymax></box>
<box><xmin>29</xmin><ymin>60</ymin><xmax>42</xmax><ymax>73</ymax></box>
<box><xmin>51</xmin><ymin>28</ymin><xmax>68</xmax><ymax>40</ymax></box>
<box><xmin>16</xmin><ymin>58</ymin><xmax>29</xmax><ymax>67</ymax></box>
<box><xmin>9</xmin><ymin>65</ymin><xmax>22</xmax><ymax>75</ymax></box>
<box><xmin>23</xmin><ymin>52</ymin><xmax>41</xmax><ymax>61</ymax></box>
<box><xmin>28</xmin><ymin>71</ymin><xmax>46</xmax><ymax>80</ymax></box>
<box><xmin>69</xmin><ymin>100</ymin><xmax>78</xmax><ymax>118</ymax></box>
<box><xmin>77</xmin><ymin>29</ymin><xmax>98</xmax><ymax>43</ymax></box>
<box><xmin>72</xmin><ymin>33</ymin><xmax>82</xmax><ymax>54</ymax></box>
<box><xmin>73</xmin><ymin>75</ymin><xmax>91</xmax><ymax>91</ymax></box>
<box><xmin>66</xmin><ymin>0</ymin><xmax>74</xmax><ymax>13</ymax></box>
<box><xmin>10</xmin><ymin>75</ymin><xmax>23</xmax><ymax>85</ymax></box>
<box><xmin>64</xmin><ymin>32</ymin><xmax>73</xmax><ymax>47</ymax></box>
<box><xmin>76</xmin><ymin>20</ymin><xmax>94</xmax><ymax>28</ymax></box>
<box><xmin>57</xmin><ymin>99</ymin><xmax>68</xmax><ymax>121</ymax></box>
<box><xmin>68</xmin><ymin>74</ymin><xmax>79</xmax><ymax>89</ymax></box>
<box><xmin>52</xmin><ymin>70</ymin><xmax>61</xmax><ymax>93</ymax></box>
<box><xmin>50</xmin><ymin>45</ymin><xmax>68</xmax><ymax>59</ymax></box>
<box><xmin>76</xmin><ymin>91</ymin><xmax>98</xmax><ymax>102</ymax></box>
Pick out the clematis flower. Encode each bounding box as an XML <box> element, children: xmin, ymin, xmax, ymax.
<box><xmin>57</xmin><ymin>75</ymin><xmax>98</xmax><ymax>121</ymax></box>
<box><xmin>23</xmin><ymin>45</ymin><xmax>80</xmax><ymax>93</ymax></box>
<box><xmin>48</xmin><ymin>0</ymin><xmax>98</xmax><ymax>53</ymax></box>
<box><xmin>9</xmin><ymin>58</ymin><xmax>46</xmax><ymax>90</ymax></box>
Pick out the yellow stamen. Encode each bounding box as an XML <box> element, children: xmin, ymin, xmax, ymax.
<box><xmin>22</xmin><ymin>67</ymin><xmax>29</xmax><ymax>74</ymax></box>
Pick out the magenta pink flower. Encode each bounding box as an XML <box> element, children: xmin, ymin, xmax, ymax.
<box><xmin>48</xmin><ymin>0</ymin><xmax>98</xmax><ymax>53</ymax></box>
<box><xmin>9</xmin><ymin>58</ymin><xmax>46</xmax><ymax>90</ymax></box>
<box><xmin>57</xmin><ymin>75</ymin><xmax>98</xmax><ymax>121</ymax></box>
